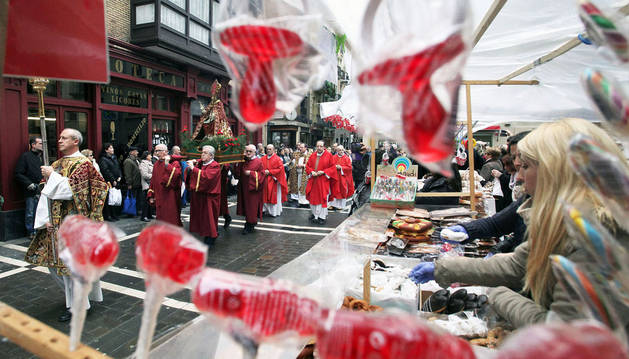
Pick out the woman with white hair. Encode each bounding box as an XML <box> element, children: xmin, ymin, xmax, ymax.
<box><xmin>410</xmin><ymin>118</ymin><xmax>629</xmax><ymax>330</ymax></box>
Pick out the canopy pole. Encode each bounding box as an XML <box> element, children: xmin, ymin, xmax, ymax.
<box><xmin>473</xmin><ymin>0</ymin><xmax>508</xmax><ymax>47</ymax></box>
<box><xmin>462</xmin><ymin>80</ymin><xmax>539</xmax><ymax>86</ymax></box>
<box><xmin>465</xmin><ymin>84</ymin><xmax>476</xmax><ymax>212</ymax></box>
<box><xmin>497</xmin><ymin>37</ymin><xmax>582</xmax><ymax>85</ymax></box>
<box><xmin>370</xmin><ymin>136</ymin><xmax>376</xmax><ymax>191</ymax></box>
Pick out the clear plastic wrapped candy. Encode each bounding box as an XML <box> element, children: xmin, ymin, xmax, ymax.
<box><xmin>58</xmin><ymin>215</ymin><xmax>119</xmax><ymax>351</ymax></box>
<box><xmin>495</xmin><ymin>321</ymin><xmax>628</xmax><ymax>359</ymax></box>
<box><xmin>578</xmin><ymin>0</ymin><xmax>629</xmax><ymax>64</ymax></box>
<box><xmin>316</xmin><ymin>310</ymin><xmax>476</xmax><ymax>359</ymax></box>
<box><xmin>582</xmin><ymin>68</ymin><xmax>629</xmax><ymax>139</ymax></box>
<box><xmin>193</xmin><ymin>268</ymin><xmax>326</xmax><ymax>356</ymax></box>
<box><xmin>134</xmin><ymin>223</ymin><xmax>207</xmax><ymax>359</ymax></box>
<box><xmin>356</xmin><ymin>0</ymin><xmax>472</xmax><ymax>175</ymax></box>
<box><xmin>212</xmin><ymin>0</ymin><xmax>329</xmax><ymax>129</ymax></box>
<box><xmin>568</xmin><ymin>133</ymin><xmax>629</xmax><ymax>231</ymax></box>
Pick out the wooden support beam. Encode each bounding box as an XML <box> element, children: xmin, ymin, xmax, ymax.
<box><xmin>415</xmin><ymin>192</ymin><xmax>482</xmax><ymax>198</ymax></box>
<box><xmin>370</xmin><ymin>136</ymin><xmax>376</xmax><ymax>191</ymax></box>
<box><xmin>0</xmin><ymin>302</ymin><xmax>112</xmax><ymax>359</ymax></box>
<box><xmin>497</xmin><ymin>36</ymin><xmax>582</xmax><ymax>85</ymax></box>
<box><xmin>473</xmin><ymin>0</ymin><xmax>508</xmax><ymax>47</ymax></box>
<box><xmin>462</xmin><ymin>80</ymin><xmax>539</xmax><ymax>86</ymax></box>
<box><xmin>465</xmin><ymin>84</ymin><xmax>477</xmax><ymax>212</ymax></box>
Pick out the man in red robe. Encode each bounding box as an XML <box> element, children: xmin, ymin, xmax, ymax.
<box><xmin>306</xmin><ymin>140</ymin><xmax>338</xmax><ymax>224</ymax></box>
<box><xmin>261</xmin><ymin>144</ymin><xmax>288</xmax><ymax>217</ymax></box>
<box><xmin>147</xmin><ymin>144</ymin><xmax>182</xmax><ymax>226</ymax></box>
<box><xmin>186</xmin><ymin>145</ymin><xmax>221</xmax><ymax>246</ymax></box>
<box><xmin>328</xmin><ymin>145</ymin><xmax>353</xmax><ymax>210</ymax></box>
<box><xmin>234</xmin><ymin>144</ymin><xmax>265</xmax><ymax>234</ymax></box>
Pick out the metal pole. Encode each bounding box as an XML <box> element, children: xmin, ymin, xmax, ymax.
<box><xmin>370</xmin><ymin>136</ymin><xmax>376</xmax><ymax>191</ymax></box>
<box><xmin>29</xmin><ymin>78</ymin><xmax>50</xmax><ymax>165</ymax></box>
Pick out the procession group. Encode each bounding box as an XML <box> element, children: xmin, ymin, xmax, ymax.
<box><xmin>149</xmin><ymin>140</ymin><xmax>355</xmax><ymax>246</ymax></box>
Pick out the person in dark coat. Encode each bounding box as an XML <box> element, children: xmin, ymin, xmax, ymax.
<box><xmin>123</xmin><ymin>147</ymin><xmax>142</xmax><ymax>217</ymax></box>
<box><xmin>415</xmin><ymin>163</ymin><xmax>462</xmax><ymax>206</ymax></box>
<box><xmin>492</xmin><ymin>154</ymin><xmax>516</xmax><ymax>212</ymax></box>
<box><xmin>14</xmin><ymin>137</ymin><xmax>44</xmax><ymax>237</ymax></box>
<box><xmin>98</xmin><ymin>143</ymin><xmax>122</xmax><ymax>221</ymax></box>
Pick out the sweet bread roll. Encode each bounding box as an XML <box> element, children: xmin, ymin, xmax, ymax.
<box><xmin>349</xmin><ymin>299</ymin><xmax>369</xmax><ymax>311</ymax></box>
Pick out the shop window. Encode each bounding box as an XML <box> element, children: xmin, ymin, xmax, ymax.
<box><xmin>27</xmin><ymin>80</ymin><xmax>57</xmax><ymax>97</ymax></box>
<box><xmin>190</xmin><ymin>21</ymin><xmax>209</xmax><ymax>45</ymax></box>
<box><xmin>135</xmin><ymin>3</ymin><xmax>155</xmax><ymax>24</ymax></box>
<box><xmin>190</xmin><ymin>0</ymin><xmax>210</xmax><ymax>23</ymax></box>
<box><xmin>161</xmin><ymin>4</ymin><xmax>186</xmax><ymax>34</ymax></box>
<box><xmin>153</xmin><ymin>94</ymin><xmax>177</xmax><ymax>112</ymax></box>
<box><xmin>101</xmin><ymin>111</ymin><xmax>149</xmax><ymax>153</ymax></box>
<box><xmin>152</xmin><ymin>119</ymin><xmax>175</xmax><ymax>148</ymax></box>
<box><xmin>64</xmin><ymin>112</ymin><xmax>88</xmax><ymax>149</ymax></box>
<box><xmin>61</xmin><ymin>82</ymin><xmax>88</xmax><ymax>102</ymax></box>
<box><xmin>28</xmin><ymin>108</ymin><xmax>58</xmax><ymax>161</ymax></box>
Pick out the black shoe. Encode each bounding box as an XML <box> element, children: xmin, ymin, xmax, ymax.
<box><xmin>317</xmin><ymin>218</ymin><xmax>326</xmax><ymax>225</ymax></box>
<box><xmin>150</xmin><ymin>215</ymin><xmax>156</xmax><ymax>219</ymax></box>
<box><xmin>241</xmin><ymin>223</ymin><xmax>251</xmax><ymax>235</ymax></box>
<box><xmin>204</xmin><ymin>236</ymin><xmax>217</xmax><ymax>246</ymax></box>
<box><xmin>224</xmin><ymin>216</ymin><xmax>232</xmax><ymax>229</ymax></box>
<box><xmin>58</xmin><ymin>309</ymin><xmax>72</xmax><ymax>322</ymax></box>
<box><xmin>310</xmin><ymin>218</ymin><xmax>318</xmax><ymax>224</ymax></box>
<box><xmin>140</xmin><ymin>217</ymin><xmax>151</xmax><ymax>222</ymax></box>
<box><xmin>309</xmin><ymin>214</ymin><xmax>315</xmax><ymax>220</ymax></box>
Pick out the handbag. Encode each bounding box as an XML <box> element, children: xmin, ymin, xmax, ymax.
<box><xmin>122</xmin><ymin>191</ymin><xmax>137</xmax><ymax>215</ymax></box>
<box><xmin>108</xmin><ymin>188</ymin><xmax>122</xmax><ymax>206</ymax></box>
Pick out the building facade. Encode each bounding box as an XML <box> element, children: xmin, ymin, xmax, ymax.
<box><xmin>0</xmin><ymin>0</ymin><xmax>262</xmax><ymax>240</ymax></box>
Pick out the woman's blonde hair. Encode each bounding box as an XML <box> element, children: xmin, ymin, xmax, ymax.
<box><xmin>81</xmin><ymin>149</ymin><xmax>93</xmax><ymax>157</ymax></box>
<box><xmin>518</xmin><ymin>118</ymin><xmax>625</xmax><ymax>305</ymax></box>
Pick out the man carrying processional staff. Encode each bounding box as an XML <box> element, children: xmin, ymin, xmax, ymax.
<box><xmin>25</xmin><ymin>128</ymin><xmax>109</xmax><ymax>322</ymax></box>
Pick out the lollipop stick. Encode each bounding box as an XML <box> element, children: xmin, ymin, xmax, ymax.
<box><xmin>135</xmin><ymin>286</ymin><xmax>164</xmax><ymax>359</ymax></box>
<box><xmin>69</xmin><ymin>278</ymin><xmax>92</xmax><ymax>351</ymax></box>
<box><xmin>230</xmin><ymin>330</ymin><xmax>259</xmax><ymax>359</ymax></box>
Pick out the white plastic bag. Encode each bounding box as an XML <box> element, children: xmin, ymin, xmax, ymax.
<box><xmin>108</xmin><ymin>188</ymin><xmax>121</xmax><ymax>206</ymax></box>
<box><xmin>492</xmin><ymin>177</ymin><xmax>503</xmax><ymax>197</ymax></box>
<box><xmin>212</xmin><ymin>0</ymin><xmax>330</xmax><ymax>130</ymax></box>
<box><xmin>355</xmin><ymin>0</ymin><xmax>472</xmax><ymax>175</ymax></box>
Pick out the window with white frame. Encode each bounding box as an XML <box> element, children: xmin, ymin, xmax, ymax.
<box><xmin>135</xmin><ymin>3</ymin><xmax>155</xmax><ymax>24</ymax></box>
<box><xmin>211</xmin><ymin>1</ymin><xmax>220</xmax><ymax>48</ymax></box>
<box><xmin>190</xmin><ymin>21</ymin><xmax>210</xmax><ymax>45</ymax></box>
<box><xmin>161</xmin><ymin>4</ymin><xmax>186</xmax><ymax>34</ymax></box>
<box><xmin>190</xmin><ymin>0</ymin><xmax>210</xmax><ymax>23</ymax></box>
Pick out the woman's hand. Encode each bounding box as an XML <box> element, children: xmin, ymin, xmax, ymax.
<box><xmin>491</xmin><ymin>169</ymin><xmax>502</xmax><ymax>178</ymax></box>
<box><xmin>409</xmin><ymin>262</ymin><xmax>435</xmax><ymax>284</ymax></box>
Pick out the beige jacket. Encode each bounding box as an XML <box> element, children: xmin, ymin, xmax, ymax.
<box><xmin>434</xmin><ymin>199</ymin><xmax>629</xmax><ymax>330</ymax></box>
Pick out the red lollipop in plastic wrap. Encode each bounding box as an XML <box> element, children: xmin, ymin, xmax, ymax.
<box><xmin>220</xmin><ymin>25</ymin><xmax>303</xmax><ymax>124</ymax></box>
<box><xmin>134</xmin><ymin>223</ymin><xmax>207</xmax><ymax>359</ymax></box>
<box><xmin>358</xmin><ymin>34</ymin><xmax>465</xmax><ymax>171</ymax></box>
<box><xmin>193</xmin><ymin>268</ymin><xmax>324</xmax><ymax>357</ymax></box>
<box><xmin>495</xmin><ymin>321</ymin><xmax>628</xmax><ymax>359</ymax></box>
<box><xmin>58</xmin><ymin>215</ymin><xmax>119</xmax><ymax>351</ymax></box>
<box><xmin>316</xmin><ymin>310</ymin><xmax>475</xmax><ymax>359</ymax></box>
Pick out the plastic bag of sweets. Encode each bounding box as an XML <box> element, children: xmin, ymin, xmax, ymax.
<box><xmin>58</xmin><ymin>215</ymin><xmax>119</xmax><ymax>351</ymax></box>
<box><xmin>582</xmin><ymin>69</ymin><xmax>629</xmax><ymax>139</ymax></box>
<box><xmin>567</xmin><ymin>133</ymin><xmax>629</xmax><ymax>231</ymax></box>
<box><xmin>212</xmin><ymin>0</ymin><xmax>330</xmax><ymax>130</ymax></box>
<box><xmin>192</xmin><ymin>268</ymin><xmax>328</xmax><ymax>357</ymax></box>
<box><xmin>578</xmin><ymin>0</ymin><xmax>629</xmax><ymax>64</ymax></box>
<box><xmin>316</xmin><ymin>310</ymin><xmax>476</xmax><ymax>359</ymax></box>
<box><xmin>355</xmin><ymin>0</ymin><xmax>472</xmax><ymax>175</ymax></box>
<box><xmin>495</xmin><ymin>321</ymin><xmax>628</xmax><ymax>359</ymax></box>
<box><xmin>134</xmin><ymin>223</ymin><xmax>207</xmax><ymax>359</ymax></box>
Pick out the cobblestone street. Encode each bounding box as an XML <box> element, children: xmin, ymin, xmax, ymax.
<box><xmin>0</xmin><ymin>201</ymin><xmax>349</xmax><ymax>358</ymax></box>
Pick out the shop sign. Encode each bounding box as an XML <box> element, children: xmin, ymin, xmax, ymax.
<box><xmin>101</xmin><ymin>85</ymin><xmax>148</xmax><ymax>108</ymax></box>
<box><xmin>110</xmin><ymin>57</ymin><xmax>184</xmax><ymax>89</ymax></box>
